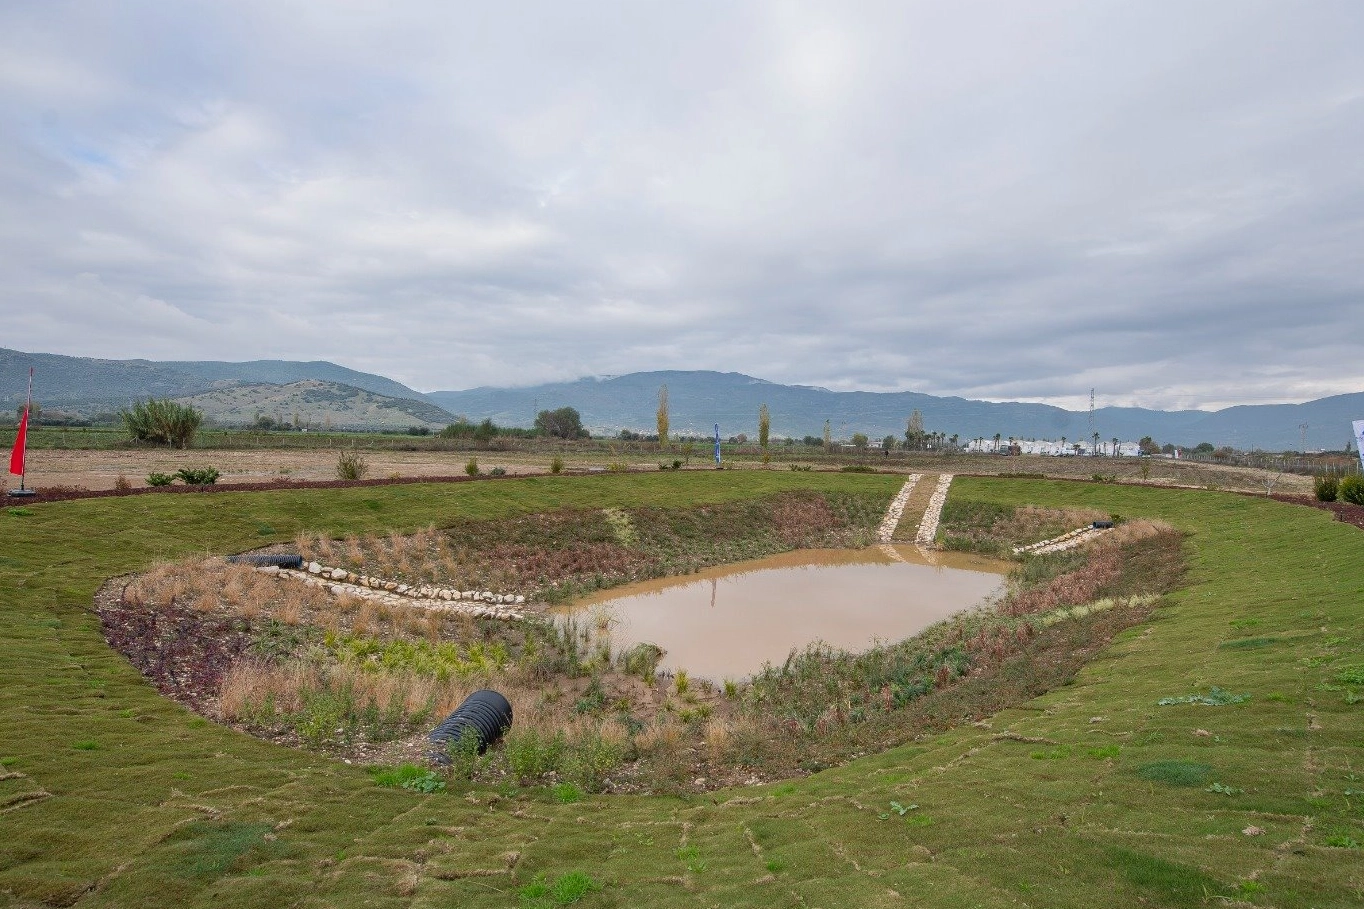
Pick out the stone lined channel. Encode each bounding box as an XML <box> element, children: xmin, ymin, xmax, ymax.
<box><xmin>560</xmin><ymin>546</ymin><xmax>1010</xmax><ymax>681</ymax></box>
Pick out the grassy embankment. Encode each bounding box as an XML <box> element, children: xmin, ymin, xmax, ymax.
<box><xmin>1</xmin><ymin>472</ymin><xmax>1362</xmax><ymax>907</ymax></box>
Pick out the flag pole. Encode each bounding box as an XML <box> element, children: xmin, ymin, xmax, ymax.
<box><xmin>20</xmin><ymin>367</ymin><xmax>32</xmax><ymax>492</ymax></box>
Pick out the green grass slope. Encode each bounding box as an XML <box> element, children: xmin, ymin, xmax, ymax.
<box><xmin>1</xmin><ymin>473</ymin><xmax>1361</xmax><ymax>908</ymax></box>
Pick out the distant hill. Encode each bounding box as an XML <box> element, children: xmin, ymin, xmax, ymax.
<box><xmin>174</xmin><ymin>380</ymin><xmax>455</xmax><ymax>430</ymax></box>
<box><xmin>428</xmin><ymin>371</ymin><xmax>1364</xmax><ymax>451</ymax></box>
<box><xmin>0</xmin><ymin>348</ymin><xmax>428</xmax><ymax>414</ymax></box>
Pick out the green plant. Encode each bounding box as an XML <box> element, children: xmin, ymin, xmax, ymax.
<box><xmin>7</xmin><ymin>507</ymin><xmax>35</xmax><ymax>516</ymax></box>
<box><xmin>552</xmin><ymin>782</ymin><xmax>582</xmax><ymax>804</ymax></box>
<box><xmin>446</xmin><ymin>726</ymin><xmax>482</xmax><ymax>781</ymax></box>
<box><xmin>73</xmin><ymin>740</ymin><xmax>100</xmax><ymax>750</ymax></box>
<box><xmin>550</xmin><ymin>455</ymin><xmax>564</xmax><ymax>474</ymax></box>
<box><xmin>490</xmin><ymin>466</ymin><xmax>507</xmax><ymax>477</ymax></box>
<box><xmin>519</xmin><ymin>871</ymin><xmax>601</xmax><ymax>906</ymax></box>
<box><xmin>119</xmin><ymin>398</ymin><xmax>203</xmax><ymax>448</ymax></box>
<box><xmin>1336</xmin><ymin>665</ymin><xmax>1364</xmax><ymax>685</ymax></box>
<box><xmin>174</xmin><ymin>467</ymin><xmax>219</xmax><ymax>485</ymax></box>
<box><xmin>1205</xmin><ymin>782</ymin><xmax>1242</xmax><ymax>795</ymax></box>
<box><xmin>370</xmin><ymin>764</ymin><xmax>445</xmax><ymax>793</ymax></box>
<box><xmin>336</xmin><ymin>450</ymin><xmax>368</xmax><ymax>481</ymax></box>
<box><xmin>1314</xmin><ymin>475</ymin><xmax>1339</xmax><ymax>501</ymax></box>
<box><xmin>465</xmin><ymin>457</ymin><xmax>479</xmax><ymax>477</ymax></box>
<box><xmin>620</xmin><ymin>643</ymin><xmax>663</xmax><ymax>681</ymax></box>
<box><xmin>1324</xmin><ymin>833</ymin><xmax>1359</xmax><ymax>848</ymax></box>
<box><xmin>146</xmin><ymin>472</ymin><xmax>175</xmax><ymax>487</ymax></box>
<box><xmin>504</xmin><ymin>728</ymin><xmax>566</xmax><ymax>781</ymax></box>
<box><xmin>840</xmin><ymin>464</ymin><xmax>874</xmax><ymax>473</ymax></box>
<box><xmin>1339</xmin><ymin>475</ymin><xmax>1364</xmax><ymax>506</ymax></box>
<box><xmin>674</xmin><ymin>669</ymin><xmax>689</xmax><ymax>694</ymax></box>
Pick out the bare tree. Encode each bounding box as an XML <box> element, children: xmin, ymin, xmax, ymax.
<box><xmin>823</xmin><ymin>419</ymin><xmax>832</xmax><ymax>449</ymax></box>
<box><xmin>656</xmin><ymin>384</ymin><xmax>669</xmax><ymax>448</ymax></box>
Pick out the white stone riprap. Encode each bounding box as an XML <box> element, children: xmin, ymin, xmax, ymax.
<box><xmin>263</xmin><ymin>563</ymin><xmax>527</xmax><ymax>620</ymax></box>
<box><xmin>914</xmin><ymin>474</ymin><xmax>954</xmax><ymax>546</ymax></box>
<box><xmin>876</xmin><ymin>474</ymin><xmax>922</xmax><ymax>542</ymax></box>
<box><xmin>1013</xmin><ymin>526</ymin><xmax>1111</xmax><ymax>556</ymax></box>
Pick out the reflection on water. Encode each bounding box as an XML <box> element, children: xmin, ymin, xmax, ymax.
<box><xmin>559</xmin><ymin>546</ymin><xmax>1010</xmax><ymax>681</ymax></box>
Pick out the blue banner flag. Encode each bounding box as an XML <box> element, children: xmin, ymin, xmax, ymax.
<box><xmin>714</xmin><ymin>423</ymin><xmax>722</xmax><ymax>465</ymax></box>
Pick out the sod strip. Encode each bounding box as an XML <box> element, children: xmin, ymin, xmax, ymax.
<box><xmin>1</xmin><ymin>473</ymin><xmax>1362</xmax><ymax>907</ymax></box>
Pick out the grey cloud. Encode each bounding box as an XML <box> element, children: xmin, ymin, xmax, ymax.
<box><xmin>0</xmin><ymin>1</ymin><xmax>1361</xmax><ymax>408</ymax></box>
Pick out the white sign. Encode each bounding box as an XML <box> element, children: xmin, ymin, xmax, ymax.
<box><xmin>1354</xmin><ymin>420</ymin><xmax>1364</xmax><ymax>470</ymax></box>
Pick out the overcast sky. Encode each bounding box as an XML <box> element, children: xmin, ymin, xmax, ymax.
<box><xmin>1</xmin><ymin>2</ymin><xmax>1361</xmax><ymax>409</ymax></box>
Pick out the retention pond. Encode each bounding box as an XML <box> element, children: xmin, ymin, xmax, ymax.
<box><xmin>562</xmin><ymin>546</ymin><xmax>1011</xmax><ymax>681</ymax></box>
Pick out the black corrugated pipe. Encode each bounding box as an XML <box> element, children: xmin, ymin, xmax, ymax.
<box><xmin>225</xmin><ymin>553</ymin><xmax>304</xmax><ymax>569</ymax></box>
<box><xmin>1091</xmin><ymin>520</ymin><xmax>1115</xmax><ymax>529</ymax></box>
<box><xmin>429</xmin><ymin>689</ymin><xmax>513</xmax><ymax>764</ymax></box>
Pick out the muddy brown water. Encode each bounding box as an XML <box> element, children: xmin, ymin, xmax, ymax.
<box><xmin>561</xmin><ymin>546</ymin><xmax>1011</xmax><ymax>681</ymax></box>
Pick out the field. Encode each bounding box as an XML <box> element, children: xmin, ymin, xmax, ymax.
<box><xmin>4</xmin><ymin>429</ymin><xmax>1312</xmax><ymax>495</ymax></box>
<box><xmin>2</xmin><ymin>471</ymin><xmax>1361</xmax><ymax>907</ymax></box>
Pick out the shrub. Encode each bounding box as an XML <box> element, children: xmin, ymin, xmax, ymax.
<box><xmin>1314</xmin><ymin>476</ymin><xmax>1338</xmax><ymax>501</ymax></box>
<box><xmin>146</xmin><ymin>472</ymin><xmax>175</xmax><ymax>487</ymax></box>
<box><xmin>503</xmin><ymin>728</ymin><xmax>566</xmax><ymax>781</ymax></box>
<box><xmin>1339</xmin><ymin>475</ymin><xmax>1364</xmax><ymax>506</ymax></box>
<box><xmin>490</xmin><ymin>466</ymin><xmax>506</xmax><ymax>477</ymax></box>
<box><xmin>175</xmin><ymin>467</ymin><xmax>219</xmax><ymax>485</ymax></box>
<box><xmin>119</xmin><ymin>398</ymin><xmax>203</xmax><ymax>448</ymax></box>
<box><xmin>336</xmin><ymin>451</ymin><xmax>368</xmax><ymax>481</ymax></box>
<box><xmin>446</xmin><ymin>726</ymin><xmax>482</xmax><ymax>781</ymax></box>
<box><xmin>840</xmin><ymin>464</ymin><xmax>874</xmax><ymax>473</ymax></box>
<box><xmin>550</xmin><ymin>455</ymin><xmax>564</xmax><ymax>475</ymax></box>
<box><xmin>465</xmin><ymin>457</ymin><xmax>479</xmax><ymax>477</ymax></box>
<box><xmin>114</xmin><ymin>474</ymin><xmax>132</xmax><ymax>492</ymax></box>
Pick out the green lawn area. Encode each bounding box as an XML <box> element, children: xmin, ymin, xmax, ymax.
<box><xmin>1</xmin><ymin>472</ymin><xmax>1361</xmax><ymax>907</ymax></box>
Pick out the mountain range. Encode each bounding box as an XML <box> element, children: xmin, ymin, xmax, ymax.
<box><xmin>3</xmin><ymin>348</ymin><xmax>1359</xmax><ymax>450</ymax></box>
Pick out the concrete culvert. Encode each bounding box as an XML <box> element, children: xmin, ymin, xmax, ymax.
<box><xmin>225</xmin><ymin>553</ymin><xmax>304</xmax><ymax>569</ymax></box>
<box><xmin>428</xmin><ymin>689</ymin><xmax>513</xmax><ymax>765</ymax></box>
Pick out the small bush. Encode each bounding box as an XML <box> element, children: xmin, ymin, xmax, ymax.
<box><xmin>504</xmin><ymin>728</ymin><xmax>567</xmax><ymax>782</ymax></box>
<box><xmin>336</xmin><ymin>451</ymin><xmax>368</xmax><ymax>481</ymax></box>
<box><xmin>840</xmin><ymin>464</ymin><xmax>875</xmax><ymax>473</ymax></box>
<box><xmin>490</xmin><ymin>466</ymin><xmax>506</xmax><ymax>477</ymax></box>
<box><xmin>120</xmin><ymin>398</ymin><xmax>203</xmax><ymax>448</ymax></box>
<box><xmin>146</xmin><ymin>472</ymin><xmax>175</xmax><ymax>487</ymax></box>
<box><xmin>1314</xmin><ymin>476</ymin><xmax>1339</xmax><ymax>501</ymax></box>
<box><xmin>175</xmin><ymin>467</ymin><xmax>219</xmax><ymax>485</ymax></box>
<box><xmin>672</xmin><ymin>460</ymin><xmax>682</xmax><ymax>470</ymax></box>
<box><xmin>465</xmin><ymin>457</ymin><xmax>479</xmax><ymax>477</ymax></box>
<box><xmin>1339</xmin><ymin>475</ymin><xmax>1364</xmax><ymax>506</ymax></box>
<box><xmin>446</xmin><ymin>726</ymin><xmax>482</xmax><ymax>781</ymax></box>
<box><xmin>607</xmin><ymin>462</ymin><xmax>629</xmax><ymax>472</ymax></box>
<box><xmin>550</xmin><ymin>455</ymin><xmax>564</xmax><ymax>474</ymax></box>
<box><xmin>114</xmin><ymin>474</ymin><xmax>132</xmax><ymax>492</ymax></box>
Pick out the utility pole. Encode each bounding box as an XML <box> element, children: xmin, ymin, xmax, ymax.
<box><xmin>1088</xmin><ymin>388</ymin><xmax>1098</xmax><ymax>455</ymax></box>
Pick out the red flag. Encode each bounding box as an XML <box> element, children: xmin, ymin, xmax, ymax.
<box><xmin>10</xmin><ymin>406</ymin><xmax>27</xmax><ymax>476</ymax></box>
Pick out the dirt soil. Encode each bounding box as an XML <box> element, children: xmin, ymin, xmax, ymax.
<box><xmin>13</xmin><ymin>446</ymin><xmax>1313</xmax><ymax>495</ymax></box>
<box><xmin>16</xmin><ymin>447</ymin><xmax>547</xmax><ymax>492</ymax></box>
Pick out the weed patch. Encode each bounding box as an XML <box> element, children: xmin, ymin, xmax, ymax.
<box><xmin>1135</xmin><ymin>760</ymin><xmax>1214</xmax><ymax>787</ymax></box>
